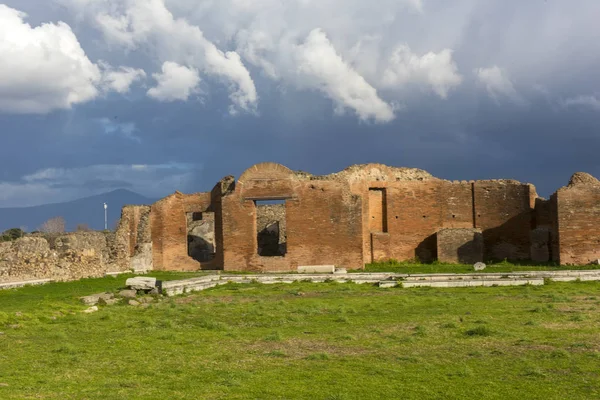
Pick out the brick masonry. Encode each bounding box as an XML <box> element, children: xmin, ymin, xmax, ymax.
<box><xmin>125</xmin><ymin>164</ymin><xmax>599</xmax><ymax>271</ymax></box>
<box><xmin>437</xmin><ymin>228</ymin><xmax>484</xmax><ymax>264</ymax></box>
<box><xmin>2</xmin><ymin>164</ymin><xmax>599</xmax><ymax>284</ymax></box>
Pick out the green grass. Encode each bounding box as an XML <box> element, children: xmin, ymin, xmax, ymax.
<box><xmin>1</xmin><ymin>276</ymin><xmax>600</xmax><ymax>399</ymax></box>
<box><xmin>362</xmin><ymin>259</ymin><xmax>600</xmax><ymax>274</ymax></box>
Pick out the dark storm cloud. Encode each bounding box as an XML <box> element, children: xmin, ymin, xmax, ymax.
<box><xmin>0</xmin><ymin>0</ymin><xmax>598</xmax><ymax>206</ymax></box>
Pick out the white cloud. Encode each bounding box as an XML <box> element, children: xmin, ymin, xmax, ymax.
<box><xmin>475</xmin><ymin>66</ymin><xmax>525</xmax><ymax>105</ymax></box>
<box><xmin>60</xmin><ymin>0</ymin><xmax>446</xmax><ymax>121</ymax></box>
<box><xmin>87</xmin><ymin>0</ymin><xmax>258</xmax><ymax>113</ymax></box>
<box><xmin>55</xmin><ymin>0</ymin><xmax>600</xmax><ymax>119</ymax></box>
<box><xmin>147</xmin><ymin>62</ymin><xmax>200</xmax><ymax>102</ymax></box>
<box><xmin>294</xmin><ymin>29</ymin><xmax>395</xmax><ymax>123</ymax></box>
<box><xmin>0</xmin><ymin>4</ymin><xmax>101</xmax><ymax>114</ymax></box>
<box><xmin>382</xmin><ymin>45</ymin><xmax>462</xmax><ymax>98</ymax></box>
<box><xmin>0</xmin><ymin>163</ymin><xmax>198</xmax><ymax>207</ymax></box>
<box><xmin>562</xmin><ymin>95</ymin><xmax>600</xmax><ymax>111</ymax></box>
<box><xmin>101</xmin><ymin>64</ymin><xmax>146</xmax><ymax>93</ymax></box>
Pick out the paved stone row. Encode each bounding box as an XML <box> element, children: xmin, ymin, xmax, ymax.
<box><xmin>2</xmin><ymin>269</ymin><xmax>600</xmax><ymax>293</ymax></box>
<box><xmin>160</xmin><ymin>269</ymin><xmax>600</xmax><ymax>296</ymax></box>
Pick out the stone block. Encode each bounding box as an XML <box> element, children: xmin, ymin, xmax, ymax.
<box><xmin>474</xmin><ymin>262</ymin><xmax>486</xmax><ymax>271</ymax></box>
<box><xmin>126</xmin><ymin>277</ymin><xmax>156</xmax><ymax>290</ymax></box>
<box><xmin>100</xmin><ymin>298</ymin><xmax>120</xmax><ymax>306</ymax></box>
<box><xmin>118</xmin><ymin>289</ymin><xmax>137</xmax><ymax>299</ymax></box>
<box><xmin>80</xmin><ymin>292</ymin><xmax>114</xmax><ymax>306</ymax></box>
<box><xmin>297</xmin><ymin>265</ymin><xmax>335</xmax><ymax>274</ymax></box>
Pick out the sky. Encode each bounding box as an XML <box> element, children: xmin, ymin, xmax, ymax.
<box><xmin>0</xmin><ymin>0</ymin><xmax>599</xmax><ymax>207</ymax></box>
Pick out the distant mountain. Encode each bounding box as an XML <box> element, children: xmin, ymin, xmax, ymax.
<box><xmin>0</xmin><ymin>189</ymin><xmax>156</xmax><ymax>233</ymax></box>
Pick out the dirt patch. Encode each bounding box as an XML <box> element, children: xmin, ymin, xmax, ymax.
<box><xmin>248</xmin><ymin>337</ymin><xmax>372</xmax><ymax>360</ymax></box>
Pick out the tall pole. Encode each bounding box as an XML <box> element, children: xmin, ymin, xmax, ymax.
<box><xmin>104</xmin><ymin>203</ymin><xmax>108</xmax><ymax>230</ymax></box>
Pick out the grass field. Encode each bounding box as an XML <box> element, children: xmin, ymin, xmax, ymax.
<box><xmin>1</xmin><ymin>273</ymin><xmax>599</xmax><ymax>399</ymax></box>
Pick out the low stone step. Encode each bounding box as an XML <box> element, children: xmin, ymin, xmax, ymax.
<box><xmin>0</xmin><ymin>278</ymin><xmax>53</xmax><ymax>290</ymax></box>
<box><xmin>401</xmin><ymin>278</ymin><xmax>544</xmax><ymax>288</ymax></box>
<box><xmin>298</xmin><ymin>265</ymin><xmax>336</xmax><ymax>274</ymax></box>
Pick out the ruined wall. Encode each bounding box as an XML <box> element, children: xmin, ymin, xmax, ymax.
<box><xmin>221</xmin><ymin>163</ymin><xmax>363</xmax><ymax>272</ymax></box>
<box><xmin>0</xmin><ymin>232</ymin><xmax>130</xmax><ymax>284</ymax></box>
<box><xmin>150</xmin><ymin>192</ymin><xmax>213</xmax><ymax>271</ymax></box>
<box><xmin>385</xmin><ymin>181</ymin><xmax>443</xmax><ymax>262</ymax></box>
<box><xmin>130</xmin><ymin>206</ymin><xmax>152</xmax><ymax>272</ymax></box>
<box><xmin>555</xmin><ymin>173</ymin><xmax>600</xmax><ymax>265</ymax></box>
<box><xmin>98</xmin><ymin>163</ymin><xmax>598</xmax><ymax>272</ymax></box>
<box><xmin>286</xmin><ymin>181</ymin><xmax>363</xmax><ymax>270</ymax></box>
<box><xmin>473</xmin><ymin>181</ymin><xmax>534</xmax><ymax>261</ymax></box>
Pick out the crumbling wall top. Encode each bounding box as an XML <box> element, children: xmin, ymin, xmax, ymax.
<box><xmin>294</xmin><ymin>163</ymin><xmax>435</xmax><ymax>183</ymax></box>
<box><xmin>567</xmin><ymin>172</ymin><xmax>600</xmax><ymax>188</ymax></box>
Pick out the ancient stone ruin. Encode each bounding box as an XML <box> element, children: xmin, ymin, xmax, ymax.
<box><xmin>120</xmin><ymin>163</ymin><xmax>600</xmax><ymax>272</ymax></box>
<box><xmin>1</xmin><ymin>163</ymin><xmax>599</xmax><ymax>283</ymax></box>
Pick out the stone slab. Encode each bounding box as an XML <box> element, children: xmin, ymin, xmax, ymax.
<box><xmin>0</xmin><ymin>279</ymin><xmax>52</xmax><ymax>290</ymax></box>
<box><xmin>126</xmin><ymin>277</ymin><xmax>157</xmax><ymax>290</ymax></box>
<box><xmin>80</xmin><ymin>292</ymin><xmax>114</xmax><ymax>306</ymax></box>
<box><xmin>297</xmin><ymin>265</ymin><xmax>335</xmax><ymax>274</ymax></box>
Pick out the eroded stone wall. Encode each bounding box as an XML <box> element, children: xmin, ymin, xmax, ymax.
<box><xmin>0</xmin><ymin>232</ymin><xmax>130</xmax><ymax>283</ymax></box>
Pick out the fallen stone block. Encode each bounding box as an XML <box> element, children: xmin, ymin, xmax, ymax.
<box><xmin>126</xmin><ymin>277</ymin><xmax>157</xmax><ymax>290</ymax></box>
<box><xmin>298</xmin><ymin>265</ymin><xmax>335</xmax><ymax>274</ymax></box>
<box><xmin>80</xmin><ymin>292</ymin><xmax>114</xmax><ymax>306</ymax></box>
<box><xmin>474</xmin><ymin>262</ymin><xmax>486</xmax><ymax>271</ymax></box>
<box><xmin>83</xmin><ymin>306</ymin><xmax>98</xmax><ymax>313</ymax></box>
<box><xmin>100</xmin><ymin>298</ymin><xmax>120</xmax><ymax>306</ymax></box>
<box><xmin>118</xmin><ymin>289</ymin><xmax>137</xmax><ymax>299</ymax></box>
<box><xmin>128</xmin><ymin>300</ymin><xmax>141</xmax><ymax>306</ymax></box>
<box><xmin>378</xmin><ymin>281</ymin><xmax>398</xmax><ymax>288</ymax></box>
<box><xmin>149</xmin><ymin>287</ymin><xmax>160</xmax><ymax>295</ymax></box>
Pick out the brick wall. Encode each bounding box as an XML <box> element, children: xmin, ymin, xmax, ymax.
<box><xmin>150</xmin><ymin>192</ymin><xmax>213</xmax><ymax>271</ymax></box>
<box><xmin>437</xmin><ymin>228</ymin><xmax>483</xmax><ymax>264</ymax></box>
<box><xmin>555</xmin><ymin>174</ymin><xmax>600</xmax><ymax>264</ymax></box>
<box><xmin>133</xmin><ymin>163</ymin><xmax>599</xmax><ymax>271</ymax></box>
<box><xmin>473</xmin><ymin>181</ymin><xmax>534</xmax><ymax>261</ymax></box>
<box><xmin>221</xmin><ymin>164</ymin><xmax>363</xmax><ymax>272</ymax></box>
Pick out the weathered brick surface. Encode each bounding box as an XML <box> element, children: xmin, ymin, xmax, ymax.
<box><xmin>3</xmin><ymin>164</ymin><xmax>598</xmax><ymax>282</ymax></box>
<box><xmin>119</xmin><ymin>165</ymin><xmax>600</xmax><ymax>271</ymax></box>
<box><xmin>473</xmin><ymin>181</ymin><xmax>534</xmax><ymax>261</ymax></box>
<box><xmin>150</xmin><ymin>192</ymin><xmax>213</xmax><ymax>271</ymax></box>
<box><xmin>555</xmin><ymin>173</ymin><xmax>600</xmax><ymax>264</ymax></box>
<box><xmin>437</xmin><ymin>228</ymin><xmax>483</xmax><ymax>264</ymax></box>
<box><xmin>221</xmin><ymin>164</ymin><xmax>363</xmax><ymax>271</ymax></box>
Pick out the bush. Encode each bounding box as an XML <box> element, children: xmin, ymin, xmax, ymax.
<box><xmin>0</xmin><ymin>228</ymin><xmax>25</xmax><ymax>242</ymax></box>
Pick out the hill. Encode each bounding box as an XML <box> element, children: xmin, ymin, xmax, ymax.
<box><xmin>0</xmin><ymin>189</ymin><xmax>155</xmax><ymax>232</ymax></box>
